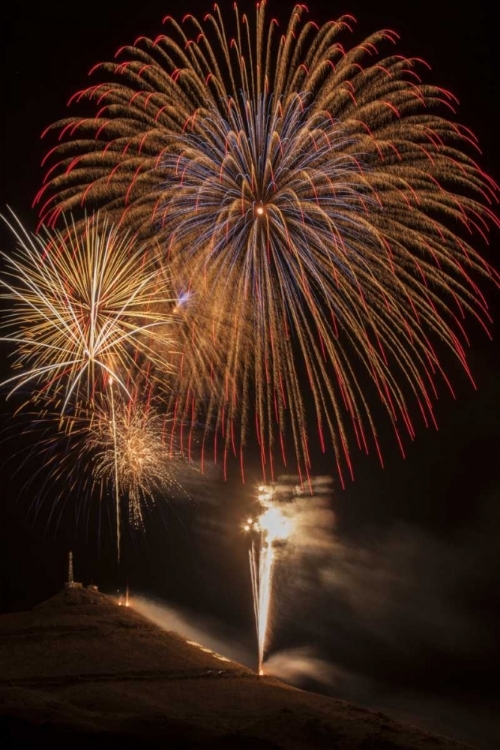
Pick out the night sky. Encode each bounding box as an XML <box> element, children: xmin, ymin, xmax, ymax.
<box><xmin>1</xmin><ymin>2</ymin><xmax>499</xmax><ymax>749</ymax></box>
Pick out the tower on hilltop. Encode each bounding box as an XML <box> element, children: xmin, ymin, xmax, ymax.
<box><xmin>64</xmin><ymin>551</ymin><xmax>82</xmax><ymax>589</ymax></box>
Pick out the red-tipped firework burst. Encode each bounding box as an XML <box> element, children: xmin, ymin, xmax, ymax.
<box><xmin>36</xmin><ymin>3</ymin><xmax>499</xmax><ymax>483</ymax></box>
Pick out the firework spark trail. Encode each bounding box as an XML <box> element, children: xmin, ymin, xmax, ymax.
<box><xmin>249</xmin><ymin>535</ymin><xmax>276</xmax><ymax>676</ymax></box>
<box><xmin>35</xmin><ymin>3</ymin><xmax>499</xmax><ymax>482</ymax></box>
<box><xmin>246</xmin><ymin>485</ymin><xmax>293</xmax><ymax>675</ymax></box>
<box><xmin>0</xmin><ymin>211</ymin><xmax>175</xmax><ymax>416</ymax></box>
<box><xmin>108</xmin><ymin>378</ymin><xmax>121</xmax><ymax>561</ymax></box>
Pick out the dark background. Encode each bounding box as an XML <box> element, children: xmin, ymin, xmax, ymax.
<box><xmin>1</xmin><ymin>2</ymin><xmax>499</xmax><ymax>748</ymax></box>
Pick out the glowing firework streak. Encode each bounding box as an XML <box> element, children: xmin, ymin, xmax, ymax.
<box><xmin>249</xmin><ymin>534</ymin><xmax>274</xmax><ymax>676</ymax></box>
<box><xmin>246</xmin><ymin>486</ymin><xmax>293</xmax><ymax>675</ymax></box>
<box><xmin>108</xmin><ymin>378</ymin><xmax>121</xmax><ymax>561</ymax></box>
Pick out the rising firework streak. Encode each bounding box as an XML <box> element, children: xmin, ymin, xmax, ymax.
<box><xmin>245</xmin><ymin>485</ymin><xmax>293</xmax><ymax>675</ymax></box>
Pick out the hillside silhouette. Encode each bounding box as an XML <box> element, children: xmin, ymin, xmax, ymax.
<box><xmin>0</xmin><ymin>588</ymin><xmax>474</xmax><ymax>749</ymax></box>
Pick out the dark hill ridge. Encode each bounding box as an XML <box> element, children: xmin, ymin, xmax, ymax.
<box><xmin>0</xmin><ymin>588</ymin><xmax>474</xmax><ymax>749</ymax></box>
<box><xmin>0</xmin><ymin>587</ymin><xmax>243</xmax><ymax>681</ymax></box>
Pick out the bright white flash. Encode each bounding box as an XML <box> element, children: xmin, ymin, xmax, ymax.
<box><xmin>259</xmin><ymin>506</ymin><xmax>292</xmax><ymax>544</ymax></box>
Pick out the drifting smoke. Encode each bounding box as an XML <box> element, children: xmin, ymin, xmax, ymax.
<box><xmin>265</xmin><ymin>646</ymin><xmax>337</xmax><ymax>685</ymax></box>
<box><xmin>265</xmin><ymin>496</ymin><xmax>500</xmax><ymax>750</ymax></box>
<box><xmin>132</xmin><ymin>594</ymin><xmax>253</xmax><ymax>668</ymax></box>
<box><xmin>256</xmin><ymin>475</ymin><xmax>337</xmax><ymax>551</ymax></box>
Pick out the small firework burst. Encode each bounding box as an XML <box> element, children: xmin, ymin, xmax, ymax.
<box><xmin>89</xmin><ymin>394</ymin><xmax>190</xmax><ymax>531</ymax></box>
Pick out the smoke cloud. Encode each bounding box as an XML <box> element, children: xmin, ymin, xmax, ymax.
<box><xmin>132</xmin><ymin>594</ymin><xmax>254</xmax><ymax>669</ymax></box>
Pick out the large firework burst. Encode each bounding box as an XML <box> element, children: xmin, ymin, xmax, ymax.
<box><xmin>0</xmin><ymin>212</ymin><xmax>174</xmax><ymax>414</ymax></box>
<box><xmin>36</xmin><ymin>3</ymin><xmax>499</xmax><ymax>482</ymax></box>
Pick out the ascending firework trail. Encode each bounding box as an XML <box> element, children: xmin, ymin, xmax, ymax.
<box><xmin>245</xmin><ymin>485</ymin><xmax>293</xmax><ymax>675</ymax></box>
